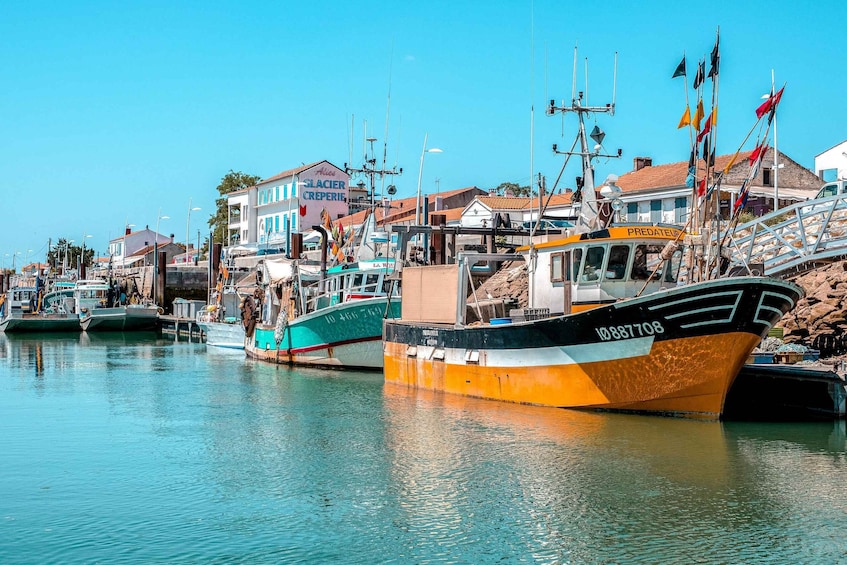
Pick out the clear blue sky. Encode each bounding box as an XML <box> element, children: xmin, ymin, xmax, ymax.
<box><xmin>2</xmin><ymin>1</ymin><xmax>845</xmax><ymax>266</ymax></box>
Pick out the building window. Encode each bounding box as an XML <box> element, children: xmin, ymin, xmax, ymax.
<box><xmin>762</xmin><ymin>168</ymin><xmax>773</xmax><ymax>186</ymax></box>
<box><xmin>626</xmin><ymin>202</ymin><xmax>637</xmax><ymax>222</ymax></box>
<box><xmin>650</xmin><ymin>200</ymin><xmax>661</xmax><ymax>224</ymax></box>
<box><xmin>275</xmin><ymin>187</ymin><xmax>279</xmax><ymax>201</ymax></box>
<box><xmin>674</xmin><ymin>197</ymin><xmax>688</xmax><ymax>224</ymax></box>
<box><xmin>275</xmin><ymin>215</ymin><xmax>279</xmax><ymax>232</ymax></box>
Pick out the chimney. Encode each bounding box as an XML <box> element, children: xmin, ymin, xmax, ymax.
<box><xmin>489</xmin><ymin>188</ymin><xmax>496</xmax><ymax>196</ymax></box>
<box><xmin>125</xmin><ymin>226</ymin><xmax>132</xmax><ymax>235</ymax></box>
<box><xmin>634</xmin><ymin>157</ymin><xmax>653</xmax><ymax>171</ymax></box>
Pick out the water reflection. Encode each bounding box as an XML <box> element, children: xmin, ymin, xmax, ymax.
<box><xmin>2</xmin><ymin>338</ymin><xmax>847</xmax><ymax>563</ymax></box>
<box><xmin>381</xmin><ymin>383</ymin><xmax>847</xmax><ymax>563</ymax></box>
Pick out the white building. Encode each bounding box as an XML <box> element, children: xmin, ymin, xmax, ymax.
<box><xmin>227</xmin><ymin>161</ymin><xmax>350</xmax><ymax>253</ymax></box>
<box><xmin>617</xmin><ymin>151</ymin><xmax>822</xmax><ymax>222</ymax></box>
<box><xmin>814</xmin><ymin>140</ymin><xmax>847</xmax><ymax>181</ymax></box>
<box><xmin>108</xmin><ymin>226</ymin><xmax>175</xmax><ymax>267</ymax></box>
<box><xmin>460</xmin><ymin>194</ymin><xmax>576</xmax><ymax>228</ymax></box>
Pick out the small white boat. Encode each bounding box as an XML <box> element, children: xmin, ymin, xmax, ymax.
<box><xmin>196</xmin><ymin>310</ymin><xmax>246</xmax><ymax>350</ymax></box>
<box><xmin>75</xmin><ymin>279</ymin><xmax>159</xmax><ymax>332</ymax></box>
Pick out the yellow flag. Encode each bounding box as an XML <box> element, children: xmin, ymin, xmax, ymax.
<box><xmin>677</xmin><ymin>105</ymin><xmax>691</xmax><ymax>129</ymax></box>
<box><xmin>693</xmin><ymin>99</ymin><xmax>705</xmax><ymax>130</ymax></box>
<box><xmin>723</xmin><ymin>151</ymin><xmax>739</xmax><ymax>175</ymax></box>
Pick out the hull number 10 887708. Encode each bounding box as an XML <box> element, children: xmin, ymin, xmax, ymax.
<box><xmin>595</xmin><ymin>322</ymin><xmax>665</xmax><ymax>341</ymax></box>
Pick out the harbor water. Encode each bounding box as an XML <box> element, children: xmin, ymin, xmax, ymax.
<box><xmin>2</xmin><ymin>333</ymin><xmax>847</xmax><ymax>564</ymax></box>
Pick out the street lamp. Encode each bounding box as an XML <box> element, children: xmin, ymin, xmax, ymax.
<box><xmin>186</xmin><ymin>199</ymin><xmax>201</xmax><ymax>264</ymax></box>
<box><xmin>415</xmin><ymin>133</ymin><xmax>443</xmax><ymax>228</ymax></box>
<box><xmin>154</xmin><ymin>210</ymin><xmax>169</xmax><ymax>305</ymax></box>
<box><xmin>415</xmin><ymin>133</ymin><xmax>442</xmax><ymax>262</ymax></box>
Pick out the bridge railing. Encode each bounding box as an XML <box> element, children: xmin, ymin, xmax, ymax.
<box><xmin>727</xmin><ymin>193</ymin><xmax>847</xmax><ymax>277</ymax></box>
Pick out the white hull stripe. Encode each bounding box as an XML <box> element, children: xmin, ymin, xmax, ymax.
<box><xmin>755</xmin><ymin>290</ymin><xmax>797</xmax><ymax>324</ymax></box>
<box><xmin>647</xmin><ymin>290</ymin><xmax>742</xmax><ymax>329</ymax></box>
<box><xmin>409</xmin><ymin>337</ymin><xmax>654</xmax><ymax>368</ymax></box>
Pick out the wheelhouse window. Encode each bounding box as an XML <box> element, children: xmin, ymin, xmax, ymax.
<box><xmin>631</xmin><ymin>244</ymin><xmax>682</xmax><ymax>283</ymax></box>
<box><xmin>606</xmin><ymin>245</ymin><xmax>629</xmax><ymax>279</ymax></box>
<box><xmin>582</xmin><ymin>246</ymin><xmax>606</xmax><ymax>282</ymax></box>
<box><xmin>550</xmin><ymin>252</ymin><xmax>564</xmax><ymax>283</ymax></box>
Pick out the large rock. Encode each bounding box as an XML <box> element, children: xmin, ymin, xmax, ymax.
<box><xmin>782</xmin><ymin>261</ymin><xmax>847</xmax><ymax>347</ymax></box>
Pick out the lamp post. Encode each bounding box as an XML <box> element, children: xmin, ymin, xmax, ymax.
<box><xmin>186</xmin><ymin>199</ymin><xmax>201</xmax><ymax>264</ymax></box>
<box><xmin>154</xmin><ymin>210</ymin><xmax>169</xmax><ymax>305</ymax></box>
<box><xmin>415</xmin><ymin>133</ymin><xmax>442</xmax><ymax>262</ymax></box>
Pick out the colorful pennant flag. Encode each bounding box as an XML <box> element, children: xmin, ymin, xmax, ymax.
<box><xmin>749</xmin><ymin>142</ymin><xmax>767</xmax><ymax>165</ymax></box>
<box><xmin>693</xmin><ymin>60</ymin><xmax>705</xmax><ymax>89</ymax></box>
<box><xmin>696</xmin><ymin>112</ymin><xmax>713</xmax><ymax>143</ymax></box>
<box><xmin>708</xmin><ymin>32</ymin><xmax>720</xmax><ymax>78</ymax></box>
<box><xmin>734</xmin><ymin>180</ymin><xmax>750</xmax><ymax>213</ymax></box>
<box><xmin>692</xmin><ymin>99</ymin><xmax>705</xmax><ymax>130</ymax></box>
<box><xmin>672</xmin><ymin>56</ymin><xmax>686</xmax><ymax>78</ymax></box>
<box><xmin>677</xmin><ymin>105</ymin><xmax>691</xmax><ymax>128</ymax></box>
<box><xmin>697</xmin><ymin>177</ymin><xmax>707</xmax><ymax>197</ymax></box>
<box><xmin>686</xmin><ymin>149</ymin><xmax>696</xmax><ymax>188</ymax></box>
<box><xmin>755</xmin><ymin>86</ymin><xmax>785</xmax><ymax>119</ymax></box>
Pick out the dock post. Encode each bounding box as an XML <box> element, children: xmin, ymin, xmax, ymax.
<box><xmin>157</xmin><ymin>251</ymin><xmax>167</xmax><ymax>312</ymax></box>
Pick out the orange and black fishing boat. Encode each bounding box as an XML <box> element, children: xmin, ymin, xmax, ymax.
<box><xmin>383</xmin><ymin>85</ymin><xmax>803</xmax><ymax>419</ymax></box>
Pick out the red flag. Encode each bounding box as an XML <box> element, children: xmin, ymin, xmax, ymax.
<box><xmin>755</xmin><ymin>87</ymin><xmax>785</xmax><ymax>119</ymax></box>
<box><xmin>749</xmin><ymin>142</ymin><xmax>767</xmax><ymax>165</ymax></box>
<box><xmin>696</xmin><ymin>113</ymin><xmax>712</xmax><ymax>143</ymax></box>
<box><xmin>697</xmin><ymin>177</ymin><xmax>707</xmax><ymax>197</ymax></box>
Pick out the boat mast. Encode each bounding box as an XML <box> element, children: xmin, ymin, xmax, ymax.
<box><xmin>548</xmin><ymin>89</ymin><xmax>620</xmax><ymax>233</ymax></box>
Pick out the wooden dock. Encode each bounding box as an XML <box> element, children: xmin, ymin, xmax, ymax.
<box><xmin>158</xmin><ymin>315</ymin><xmax>205</xmax><ymax>341</ymax></box>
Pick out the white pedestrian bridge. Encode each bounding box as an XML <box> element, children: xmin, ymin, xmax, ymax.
<box><xmin>727</xmin><ymin>193</ymin><xmax>847</xmax><ymax>278</ymax></box>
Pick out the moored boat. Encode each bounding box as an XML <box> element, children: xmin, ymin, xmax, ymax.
<box><xmin>382</xmin><ymin>83</ymin><xmax>804</xmax><ymax>419</ymax></box>
<box><xmin>245</xmin><ymin>255</ymin><xmax>400</xmax><ymax>369</ymax></box>
<box><xmin>75</xmin><ymin>279</ymin><xmax>159</xmax><ymax>331</ymax></box>
<box><xmin>196</xmin><ymin>279</ymin><xmax>247</xmax><ymax>350</ymax></box>
<box><xmin>0</xmin><ymin>280</ymin><xmax>80</xmax><ymax>333</ymax></box>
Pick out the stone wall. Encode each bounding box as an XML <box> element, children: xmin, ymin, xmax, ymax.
<box><xmin>781</xmin><ymin>261</ymin><xmax>847</xmax><ymax>355</ymax></box>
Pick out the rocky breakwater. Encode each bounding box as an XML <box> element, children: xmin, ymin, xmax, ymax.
<box><xmin>780</xmin><ymin>261</ymin><xmax>847</xmax><ymax>357</ymax></box>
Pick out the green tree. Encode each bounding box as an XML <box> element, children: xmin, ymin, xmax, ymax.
<box><xmin>494</xmin><ymin>181</ymin><xmax>533</xmax><ymax>197</ymax></box>
<box><xmin>47</xmin><ymin>238</ymin><xmax>93</xmax><ymax>271</ymax></box>
<box><xmin>209</xmin><ymin>170</ymin><xmax>262</xmax><ymax>245</ymax></box>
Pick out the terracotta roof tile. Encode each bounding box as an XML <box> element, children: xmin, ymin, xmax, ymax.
<box><xmin>336</xmin><ymin>186</ymin><xmax>484</xmax><ymax>228</ymax></box>
<box><xmin>617</xmin><ymin>152</ymin><xmax>754</xmax><ymax>192</ymax></box>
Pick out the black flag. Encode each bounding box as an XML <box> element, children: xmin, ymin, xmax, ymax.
<box><xmin>693</xmin><ymin>60</ymin><xmax>705</xmax><ymax>89</ymax></box>
<box><xmin>672</xmin><ymin>56</ymin><xmax>686</xmax><ymax>78</ymax></box>
<box><xmin>708</xmin><ymin>33</ymin><xmax>720</xmax><ymax>78</ymax></box>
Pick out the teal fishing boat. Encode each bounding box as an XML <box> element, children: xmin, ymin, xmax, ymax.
<box><xmin>245</xmin><ymin>255</ymin><xmax>400</xmax><ymax>369</ymax></box>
